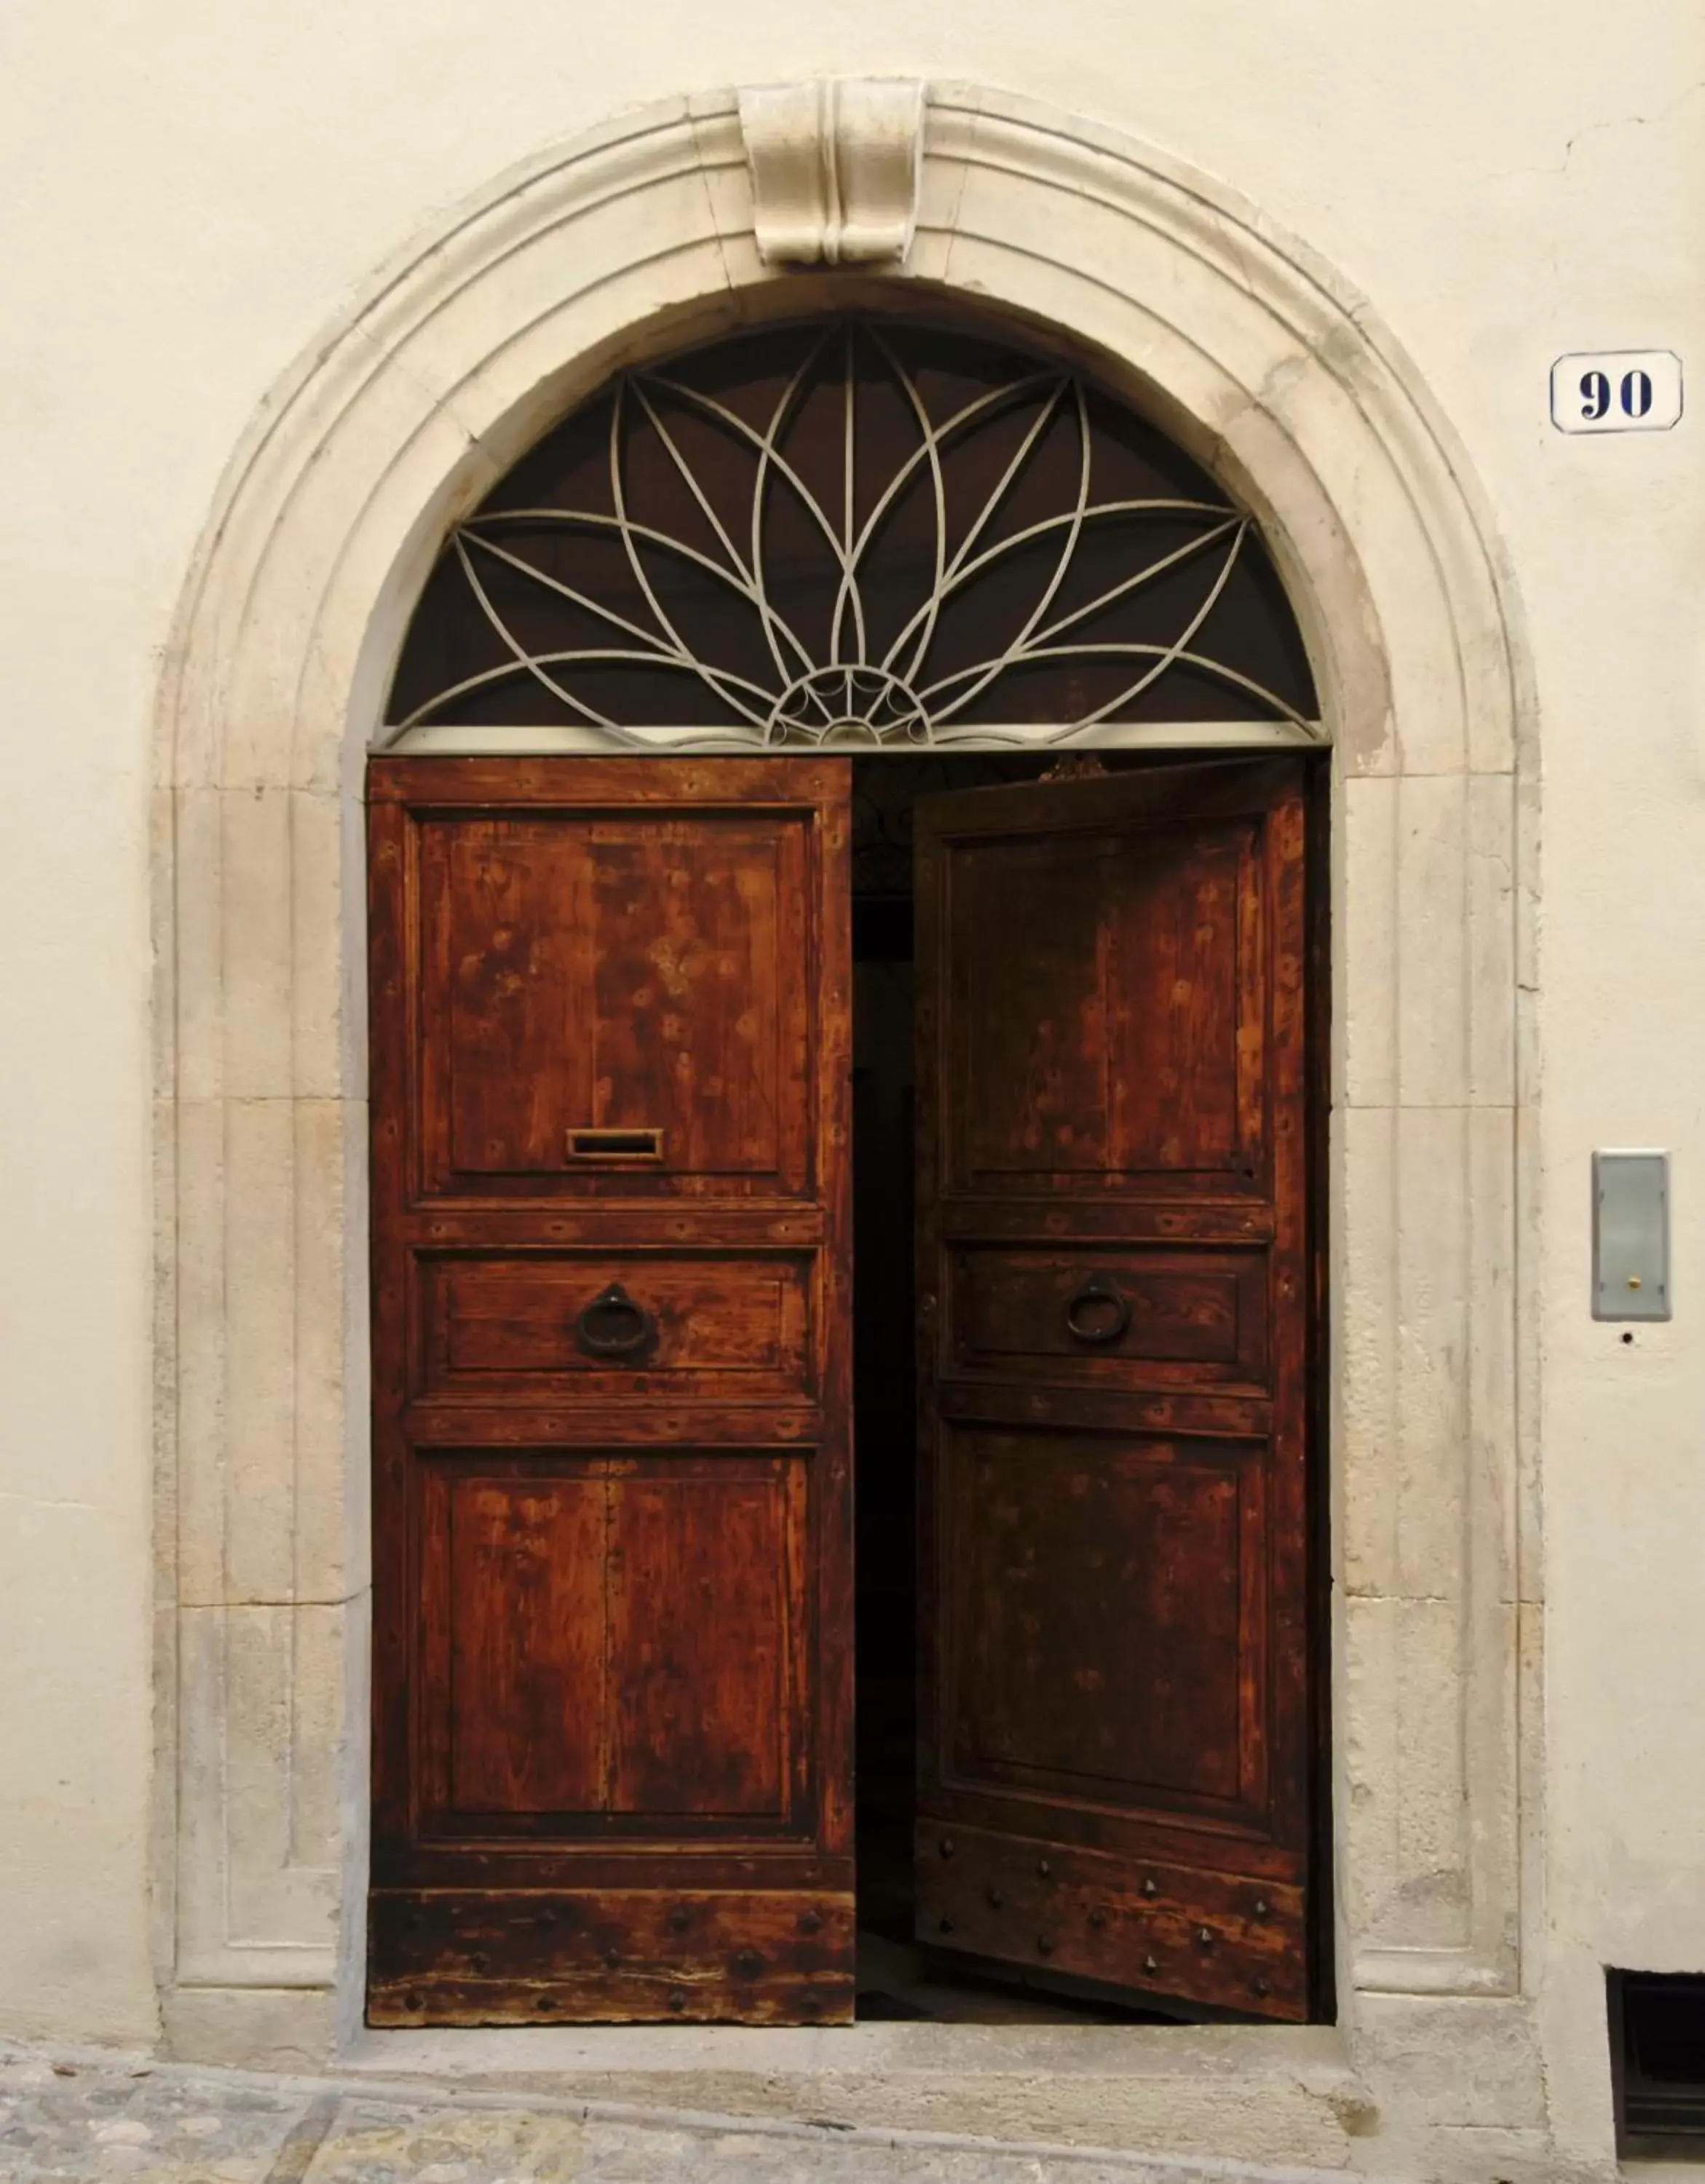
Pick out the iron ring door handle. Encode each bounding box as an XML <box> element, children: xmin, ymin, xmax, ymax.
<box><xmin>573</xmin><ymin>1282</ymin><xmax>660</xmax><ymax>1361</ymax></box>
<box><xmin>1063</xmin><ymin>1273</ymin><xmax>1132</xmax><ymax>1345</ymax></box>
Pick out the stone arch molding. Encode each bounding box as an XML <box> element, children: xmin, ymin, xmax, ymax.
<box><xmin>154</xmin><ymin>81</ymin><xmax>1534</xmax><ymax>2055</ymax></box>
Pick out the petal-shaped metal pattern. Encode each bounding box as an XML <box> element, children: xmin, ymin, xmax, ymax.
<box><xmin>384</xmin><ymin>320</ymin><xmax>1320</xmax><ymax>749</ymax></box>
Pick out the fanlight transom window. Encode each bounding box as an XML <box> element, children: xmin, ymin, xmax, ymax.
<box><xmin>384</xmin><ymin>318</ymin><xmax>1320</xmax><ymax>751</ymax></box>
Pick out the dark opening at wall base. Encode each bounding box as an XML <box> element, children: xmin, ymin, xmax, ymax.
<box><xmin>1611</xmin><ymin>1970</ymin><xmax>1705</xmax><ymax>2159</ymax></box>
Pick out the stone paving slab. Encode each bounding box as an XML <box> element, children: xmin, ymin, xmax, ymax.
<box><xmin>0</xmin><ymin>2048</ymin><xmax>1375</xmax><ymax>2184</ymax></box>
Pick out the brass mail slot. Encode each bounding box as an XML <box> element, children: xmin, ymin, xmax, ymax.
<box><xmin>566</xmin><ymin>1125</ymin><xmax>665</xmax><ymax>1162</ymax></box>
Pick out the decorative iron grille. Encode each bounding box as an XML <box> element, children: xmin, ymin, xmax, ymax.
<box><xmin>384</xmin><ymin>320</ymin><xmax>1319</xmax><ymax>749</ymax></box>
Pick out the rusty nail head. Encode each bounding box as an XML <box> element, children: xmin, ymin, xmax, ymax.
<box><xmin>1088</xmin><ymin>1908</ymin><xmax>1107</xmax><ymax>1929</ymax></box>
<box><xmin>988</xmin><ymin>1887</ymin><xmax>1005</xmax><ymax>1908</ymax></box>
<box><xmin>938</xmin><ymin>1915</ymin><xmax>955</xmax><ymax>1934</ymax></box>
<box><xmin>939</xmin><ymin>1837</ymin><xmax>954</xmax><ymax>1859</ymax></box>
<box><xmin>798</xmin><ymin>1910</ymin><xmax>822</xmax><ymax>1934</ymax></box>
<box><xmin>1144</xmin><ymin>1954</ymin><xmax>1160</xmax><ymax>1974</ymax></box>
<box><xmin>1037</xmin><ymin>1858</ymin><xmax>1051</xmax><ymax>1878</ymax></box>
<box><xmin>1198</xmin><ymin>1927</ymin><xmax>1214</xmax><ymax>1949</ymax></box>
<box><xmin>471</xmin><ymin>1952</ymin><xmax>489</xmax><ymax>1974</ymax></box>
<box><xmin>1254</xmin><ymin>1977</ymin><xmax>1273</xmax><ymax>1998</ymax></box>
<box><xmin>1254</xmin><ymin>1896</ymin><xmax>1270</xmax><ymax>1917</ymax></box>
<box><xmin>404</xmin><ymin>1991</ymin><xmax>424</xmax><ymax>2011</ymax></box>
<box><xmin>1142</xmin><ymin>1878</ymin><xmax>1158</xmax><ymax>1897</ymax></box>
<box><xmin>1037</xmin><ymin>1935</ymin><xmax>1055</xmax><ymax>1954</ymax></box>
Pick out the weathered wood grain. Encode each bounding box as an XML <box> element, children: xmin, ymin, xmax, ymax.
<box><xmin>368</xmin><ymin>1888</ymin><xmax>855</xmax><ymax>2025</ymax></box>
<box><xmin>913</xmin><ymin>759</ymin><xmax>1317</xmax><ymax>2020</ymax></box>
<box><xmin>368</xmin><ymin>757</ymin><xmax>854</xmax><ymax>2025</ymax></box>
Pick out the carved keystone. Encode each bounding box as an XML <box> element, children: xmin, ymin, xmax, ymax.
<box><xmin>737</xmin><ymin>78</ymin><xmax>925</xmax><ymax>266</ymax></box>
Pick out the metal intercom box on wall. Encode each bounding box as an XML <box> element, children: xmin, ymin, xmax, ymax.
<box><xmin>1593</xmin><ymin>1152</ymin><xmax>1672</xmax><ymax>1321</ymax></box>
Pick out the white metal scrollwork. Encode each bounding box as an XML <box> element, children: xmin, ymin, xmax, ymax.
<box><xmin>384</xmin><ymin>325</ymin><xmax>1321</xmax><ymax>751</ymax></box>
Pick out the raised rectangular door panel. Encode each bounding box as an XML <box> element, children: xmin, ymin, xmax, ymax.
<box><xmin>430</xmin><ymin>1467</ymin><xmax>607</xmax><ymax>1819</ymax></box>
<box><xmin>605</xmin><ymin>1460</ymin><xmax>802</xmax><ymax>1821</ymax></box>
<box><xmin>946</xmin><ymin>1245</ymin><xmax>1269</xmax><ymax>1388</ymax></box>
<box><xmin>915</xmin><ymin>759</ymin><xmax>1318</xmax><ymax>2021</ymax></box>
<box><xmin>369</xmin><ymin>758</ymin><xmax>853</xmax><ymax>2025</ymax></box>
<box><xmin>411</xmin><ymin>791</ymin><xmax>814</xmax><ymax>1199</ymax></box>
<box><xmin>943</xmin><ymin>1423</ymin><xmax>1267</xmax><ymax>1822</ymax></box>
<box><xmin>414</xmin><ymin>1251</ymin><xmax>815</xmax><ymax>1403</ymax></box>
<box><xmin>414</xmin><ymin>1452</ymin><xmax>811</xmax><ymax>1837</ymax></box>
<box><xmin>947</xmin><ymin>822</ymin><xmax>1262</xmax><ymax>1192</ymax></box>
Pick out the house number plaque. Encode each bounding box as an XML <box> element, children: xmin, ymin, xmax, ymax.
<box><xmin>1551</xmin><ymin>350</ymin><xmax>1682</xmax><ymax>434</ymax></box>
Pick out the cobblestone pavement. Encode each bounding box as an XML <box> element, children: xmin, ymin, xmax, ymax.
<box><xmin>0</xmin><ymin>2047</ymin><xmax>1365</xmax><ymax>2184</ymax></box>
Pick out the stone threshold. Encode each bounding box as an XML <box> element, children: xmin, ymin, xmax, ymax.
<box><xmin>341</xmin><ymin>2016</ymin><xmax>1356</xmax><ymax>2083</ymax></box>
<box><xmin>336</xmin><ymin>2020</ymin><xmax>1372</xmax><ymax>2170</ymax></box>
<box><xmin>4</xmin><ymin>2035</ymin><xmax>1390</xmax><ymax>2183</ymax></box>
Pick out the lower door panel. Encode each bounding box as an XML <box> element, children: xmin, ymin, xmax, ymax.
<box><xmin>368</xmin><ymin>1890</ymin><xmax>855</xmax><ymax>2026</ymax></box>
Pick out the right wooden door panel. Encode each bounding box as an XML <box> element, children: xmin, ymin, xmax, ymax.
<box><xmin>914</xmin><ymin>759</ymin><xmax>1316</xmax><ymax>2021</ymax></box>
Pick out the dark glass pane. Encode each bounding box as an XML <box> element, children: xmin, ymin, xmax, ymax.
<box><xmin>387</xmin><ymin>317</ymin><xmax>1318</xmax><ymax>741</ymax></box>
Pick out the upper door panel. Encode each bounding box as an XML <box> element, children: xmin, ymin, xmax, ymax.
<box><xmin>374</xmin><ymin>759</ymin><xmax>830</xmax><ymax>1203</ymax></box>
<box><xmin>940</xmin><ymin>805</ymin><xmax>1269</xmax><ymax>1201</ymax></box>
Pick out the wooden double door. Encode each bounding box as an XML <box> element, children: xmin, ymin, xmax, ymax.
<box><xmin>367</xmin><ymin>753</ymin><xmax>1320</xmax><ymax>2026</ymax></box>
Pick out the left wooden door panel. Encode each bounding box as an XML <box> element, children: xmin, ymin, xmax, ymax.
<box><xmin>368</xmin><ymin>757</ymin><xmax>853</xmax><ymax>2026</ymax></box>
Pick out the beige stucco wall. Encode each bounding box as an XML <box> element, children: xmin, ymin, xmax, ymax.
<box><xmin>1</xmin><ymin>1</ymin><xmax>1702</xmax><ymax>2174</ymax></box>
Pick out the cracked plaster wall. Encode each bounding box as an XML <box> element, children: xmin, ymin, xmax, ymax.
<box><xmin>0</xmin><ymin>2</ymin><xmax>1701</xmax><ymax>2177</ymax></box>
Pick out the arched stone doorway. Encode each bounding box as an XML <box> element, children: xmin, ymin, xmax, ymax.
<box><xmin>154</xmin><ymin>82</ymin><xmax>1534</xmax><ymax>2152</ymax></box>
<box><xmin>368</xmin><ymin>312</ymin><xmax>1326</xmax><ymax>2027</ymax></box>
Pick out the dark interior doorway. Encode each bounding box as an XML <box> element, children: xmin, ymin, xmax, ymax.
<box><xmin>850</xmin><ymin>752</ymin><xmax>1209</xmax><ymax>2026</ymax></box>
